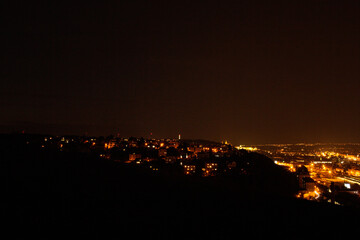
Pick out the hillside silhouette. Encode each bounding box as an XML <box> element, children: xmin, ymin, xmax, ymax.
<box><xmin>1</xmin><ymin>134</ymin><xmax>359</xmax><ymax>238</ymax></box>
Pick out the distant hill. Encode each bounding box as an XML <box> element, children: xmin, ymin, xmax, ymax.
<box><xmin>180</xmin><ymin>139</ymin><xmax>224</xmax><ymax>146</ymax></box>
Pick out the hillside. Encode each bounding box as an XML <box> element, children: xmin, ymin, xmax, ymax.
<box><xmin>1</xmin><ymin>134</ymin><xmax>359</xmax><ymax>238</ymax></box>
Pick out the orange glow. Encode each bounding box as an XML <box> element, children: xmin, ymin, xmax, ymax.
<box><xmin>348</xmin><ymin>169</ymin><xmax>360</xmax><ymax>176</ymax></box>
<box><xmin>274</xmin><ymin>161</ymin><xmax>295</xmax><ymax>172</ymax></box>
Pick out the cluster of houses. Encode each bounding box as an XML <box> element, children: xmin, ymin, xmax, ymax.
<box><xmin>37</xmin><ymin>135</ymin><xmax>247</xmax><ymax>177</ymax></box>
<box><xmin>103</xmin><ymin>137</ymin><xmax>245</xmax><ymax>177</ymax></box>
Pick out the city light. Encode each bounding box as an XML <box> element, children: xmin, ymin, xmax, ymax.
<box><xmin>254</xmin><ymin>143</ymin><xmax>360</xmax><ymax>202</ymax></box>
<box><xmin>236</xmin><ymin>146</ymin><xmax>258</xmax><ymax>151</ymax></box>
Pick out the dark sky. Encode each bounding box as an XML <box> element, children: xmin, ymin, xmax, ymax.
<box><xmin>2</xmin><ymin>0</ymin><xmax>360</xmax><ymax>144</ymax></box>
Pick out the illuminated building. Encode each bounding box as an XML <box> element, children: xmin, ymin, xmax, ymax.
<box><xmin>296</xmin><ymin>165</ymin><xmax>310</xmax><ymax>188</ymax></box>
<box><xmin>203</xmin><ymin>162</ymin><xmax>218</xmax><ymax>177</ymax></box>
<box><xmin>105</xmin><ymin>140</ymin><xmax>116</xmax><ymax>149</ymax></box>
<box><xmin>187</xmin><ymin>147</ymin><xmax>195</xmax><ymax>152</ymax></box>
<box><xmin>184</xmin><ymin>165</ymin><xmax>196</xmax><ymax>175</ymax></box>
<box><xmin>302</xmin><ymin>177</ymin><xmax>316</xmax><ymax>191</ymax></box>
<box><xmin>296</xmin><ymin>165</ymin><xmax>318</xmax><ymax>199</ymax></box>
<box><xmin>187</xmin><ymin>147</ymin><xmax>203</xmax><ymax>154</ymax></box>
<box><xmin>129</xmin><ymin>153</ymin><xmax>141</xmax><ymax>161</ymax></box>
<box><xmin>211</xmin><ymin>147</ymin><xmax>219</xmax><ymax>153</ymax></box>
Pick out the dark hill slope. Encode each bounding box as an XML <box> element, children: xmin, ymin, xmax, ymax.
<box><xmin>1</xmin><ymin>135</ymin><xmax>358</xmax><ymax>239</ymax></box>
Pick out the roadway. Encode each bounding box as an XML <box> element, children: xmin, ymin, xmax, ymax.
<box><xmin>337</xmin><ymin>175</ymin><xmax>360</xmax><ymax>185</ymax></box>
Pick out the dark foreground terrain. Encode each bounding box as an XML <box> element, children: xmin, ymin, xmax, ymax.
<box><xmin>1</xmin><ymin>135</ymin><xmax>359</xmax><ymax>239</ymax></box>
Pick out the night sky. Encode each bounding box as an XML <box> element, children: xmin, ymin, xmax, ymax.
<box><xmin>2</xmin><ymin>1</ymin><xmax>360</xmax><ymax>144</ymax></box>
